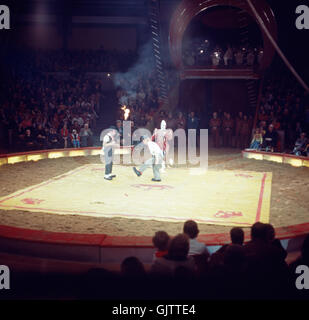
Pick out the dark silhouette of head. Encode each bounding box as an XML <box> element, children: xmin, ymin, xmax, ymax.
<box><xmin>152</xmin><ymin>231</ymin><xmax>170</xmax><ymax>251</ymax></box>
<box><xmin>230</xmin><ymin>227</ymin><xmax>245</xmax><ymax>245</ymax></box>
<box><xmin>168</xmin><ymin>234</ymin><xmax>190</xmax><ymax>261</ymax></box>
<box><xmin>183</xmin><ymin>220</ymin><xmax>199</xmax><ymax>239</ymax></box>
<box><xmin>264</xmin><ymin>223</ymin><xmax>276</xmax><ymax>242</ymax></box>
<box><xmin>251</xmin><ymin>222</ymin><xmax>268</xmax><ymax>242</ymax></box>
<box><xmin>121</xmin><ymin>257</ymin><xmax>146</xmax><ymax>277</ymax></box>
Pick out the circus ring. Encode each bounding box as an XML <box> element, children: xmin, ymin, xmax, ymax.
<box><xmin>0</xmin><ymin>147</ymin><xmax>308</xmax><ymax>274</ymax></box>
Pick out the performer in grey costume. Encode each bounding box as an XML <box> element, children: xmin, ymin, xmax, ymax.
<box><xmin>133</xmin><ymin>136</ymin><xmax>163</xmax><ymax>182</ymax></box>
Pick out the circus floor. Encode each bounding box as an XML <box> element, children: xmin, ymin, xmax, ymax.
<box><xmin>0</xmin><ymin>148</ymin><xmax>308</xmax><ymax>237</ymax></box>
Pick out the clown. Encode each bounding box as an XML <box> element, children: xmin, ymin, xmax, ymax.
<box><xmin>152</xmin><ymin>120</ymin><xmax>174</xmax><ymax>170</ymax></box>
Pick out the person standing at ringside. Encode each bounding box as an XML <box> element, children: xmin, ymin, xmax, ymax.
<box><xmin>102</xmin><ymin>127</ymin><xmax>118</xmax><ymax>181</ymax></box>
<box><xmin>209</xmin><ymin>112</ymin><xmax>221</xmax><ymax>148</ymax></box>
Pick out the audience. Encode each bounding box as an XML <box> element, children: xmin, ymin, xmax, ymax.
<box><xmin>182</xmin><ymin>38</ymin><xmax>262</xmax><ymax>69</ymax></box>
<box><xmin>152</xmin><ymin>230</ymin><xmax>170</xmax><ymax>261</ymax></box>
<box><xmin>183</xmin><ymin>220</ymin><xmax>209</xmax><ymax>257</ymax></box>
<box><xmin>6</xmin><ymin>219</ymin><xmax>309</xmax><ymax>300</ymax></box>
<box><xmin>150</xmin><ymin>233</ymin><xmax>196</xmax><ymax>277</ymax></box>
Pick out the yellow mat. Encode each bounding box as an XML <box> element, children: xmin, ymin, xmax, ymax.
<box><xmin>0</xmin><ymin>164</ymin><xmax>272</xmax><ymax>226</ymax></box>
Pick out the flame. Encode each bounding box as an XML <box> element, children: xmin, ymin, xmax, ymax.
<box><xmin>121</xmin><ymin>105</ymin><xmax>130</xmax><ymax>120</ymax></box>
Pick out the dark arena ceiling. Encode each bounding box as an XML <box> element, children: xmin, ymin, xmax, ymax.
<box><xmin>6</xmin><ymin>0</ymin><xmax>180</xmax><ymax>17</ymax></box>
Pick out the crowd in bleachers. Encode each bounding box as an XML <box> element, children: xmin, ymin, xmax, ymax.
<box><xmin>5</xmin><ymin>220</ymin><xmax>309</xmax><ymax>300</ymax></box>
<box><xmin>7</xmin><ymin>47</ymin><xmax>137</xmax><ymax>73</ymax></box>
<box><xmin>253</xmin><ymin>71</ymin><xmax>309</xmax><ymax>154</ymax></box>
<box><xmin>0</xmin><ymin>73</ymin><xmax>103</xmax><ymax>152</ymax></box>
<box><xmin>0</xmin><ymin>48</ymin><xmax>142</xmax><ymax>152</ymax></box>
<box><xmin>183</xmin><ymin>39</ymin><xmax>263</xmax><ymax>68</ymax></box>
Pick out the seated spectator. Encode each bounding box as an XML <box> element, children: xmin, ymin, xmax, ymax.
<box><xmin>23</xmin><ymin>129</ymin><xmax>36</xmax><ymax>151</ymax></box>
<box><xmin>72</xmin><ymin>121</ymin><xmax>81</xmax><ymax>134</ymax></box>
<box><xmin>218</xmin><ymin>244</ymin><xmax>249</xmax><ymax>298</ymax></box>
<box><xmin>264</xmin><ymin>223</ymin><xmax>287</xmax><ymax>261</ymax></box>
<box><xmin>183</xmin><ymin>220</ymin><xmax>209</xmax><ymax>257</ymax></box>
<box><xmin>121</xmin><ymin>256</ymin><xmax>146</xmax><ymax>278</ymax></box>
<box><xmin>223</xmin><ymin>244</ymin><xmax>247</xmax><ymax>275</ymax></box>
<box><xmin>230</xmin><ymin>227</ymin><xmax>245</xmax><ymax>246</ymax></box>
<box><xmin>262</xmin><ymin>124</ymin><xmax>278</xmax><ymax>152</ymax></box>
<box><xmin>60</xmin><ymin>123</ymin><xmax>69</xmax><ymax>148</ymax></box>
<box><xmin>71</xmin><ymin>129</ymin><xmax>80</xmax><ymax>148</ymax></box>
<box><xmin>48</xmin><ymin>127</ymin><xmax>60</xmax><ymax>149</ymax></box>
<box><xmin>292</xmin><ymin>132</ymin><xmax>308</xmax><ymax>156</ymax></box>
<box><xmin>79</xmin><ymin>123</ymin><xmax>93</xmax><ymax>147</ymax></box>
<box><xmin>150</xmin><ymin>233</ymin><xmax>196</xmax><ymax>276</ymax></box>
<box><xmin>209</xmin><ymin>227</ymin><xmax>244</xmax><ymax>271</ymax></box>
<box><xmin>35</xmin><ymin>124</ymin><xmax>47</xmax><ymax>149</ymax></box>
<box><xmin>244</xmin><ymin>222</ymin><xmax>289</xmax><ymax>296</ymax></box>
<box><xmin>250</xmin><ymin>128</ymin><xmax>263</xmax><ymax>150</ymax></box>
<box><xmin>152</xmin><ymin>231</ymin><xmax>170</xmax><ymax>261</ymax></box>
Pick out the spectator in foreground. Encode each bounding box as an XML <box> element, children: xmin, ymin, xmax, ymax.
<box><xmin>183</xmin><ymin>220</ymin><xmax>210</xmax><ymax>257</ymax></box>
<box><xmin>209</xmin><ymin>227</ymin><xmax>244</xmax><ymax>271</ymax></box>
<box><xmin>150</xmin><ymin>233</ymin><xmax>196</xmax><ymax>276</ymax></box>
<box><xmin>152</xmin><ymin>231</ymin><xmax>170</xmax><ymax>261</ymax></box>
<box><xmin>244</xmin><ymin>222</ymin><xmax>288</xmax><ymax>295</ymax></box>
<box><xmin>264</xmin><ymin>223</ymin><xmax>287</xmax><ymax>261</ymax></box>
<box><xmin>230</xmin><ymin>227</ymin><xmax>245</xmax><ymax>246</ymax></box>
<box><xmin>121</xmin><ymin>256</ymin><xmax>146</xmax><ymax>278</ymax></box>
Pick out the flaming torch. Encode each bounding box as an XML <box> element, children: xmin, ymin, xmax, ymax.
<box><xmin>121</xmin><ymin>105</ymin><xmax>130</xmax><ymax>120</ymax></box>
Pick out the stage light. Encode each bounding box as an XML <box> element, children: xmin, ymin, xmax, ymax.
<box><xmin>90</xmin><ymin>149</ymin><xmax>102</xmax><ymax>156</ymax></box>
<box><xmin>285</xmin><ymin>158</ymin><xmax>303</xmax><ymax>167</ymax></box>
<box><xmin>8</xmin><ymin>155</ymin><xmax>26</xmax><ymax>164</ymax></box>
<box><xmin>0</xmin><ymin>158</ymin><xmax>8</xmax><ymax>166</ymax></box>
<box><xmin>48</xmin><ymin>152</ymin><xmax>65</xmax><ymax>159</ymax></box>
<box><xmin>246</xmin><ymin>153</ymin><xmax>263</xmax><ymax>160</ymax></box>
<box><xmin>304</xmin><ymin>160</ymin><xmax>309</xmax><ymax>168</ymax></box>
<box><xmin>27</xmin><ymin>154</ymin><xmax>46</xmax><ymax>162</ymax></box>
<box><xmin>107</xmin><ymin>73</ymin><xmax>111</xmax><ymax>78</ymax></box>
<box><xmin>264</xmin><ymin>154</ymin><xmax>283</xmax><ymax>163</ymax></box>
<box><xmin>200</xmin><ymin>49</ymin><xmax>204</xmax><ymax>54</ymax></box>
<box><xmin>69</xmin><ymin>150</ymin><xmax>87</xmax><ymax>157</ymax></box>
